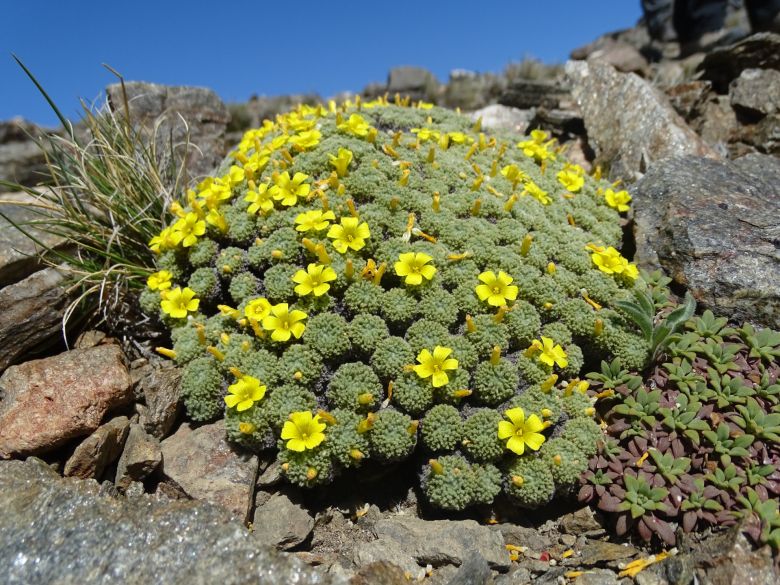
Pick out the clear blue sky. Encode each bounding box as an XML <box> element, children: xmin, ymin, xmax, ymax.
<box><xmin>2</xmin><ymin>1</ymin><xmax>642</xmax><ymax>127</ymax></box>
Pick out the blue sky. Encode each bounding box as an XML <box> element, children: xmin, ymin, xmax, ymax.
<box><xmin>2</xmin><ymin>1</ymin><xmax>642</xmax><ymax>127</ymax></box>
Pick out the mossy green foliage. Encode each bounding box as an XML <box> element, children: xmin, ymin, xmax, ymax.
<box><xmin>147</xmin><ymin>98</ymin><xmax>645</xmax><ymax>509</ymax></box>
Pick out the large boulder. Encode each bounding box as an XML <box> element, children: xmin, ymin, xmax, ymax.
<box><xmin>566</xmin><ymin>60</ymin><xmax>715</xmax><ymax>181</ymax></box>
<box><xmin>632</xmin><ymin>153</ymin><xmax>780</xmax><ymax>328</ymax></box>
<box><xmin>386</xmin><ymin>66</ymin><xmax>439</xmax><ymax>102</ymax></box>
<box><xmin>105</xmin><ymin>82</ymin><xmax>230</xmax><ymax>179</ymax></box>
<box><xmin>0</xmin><ymin>458</ymin><xmax>340</xmax><ymax>585</ymax></box>
<box><xmin>0</xmin><ymin>267</ymin><xmax>73</xmax><ymax>372</ymax></box>
<box><xmin>0</xmin><ymin>344</ymin><xmax>134</xmax><ymax>458</ymax></box>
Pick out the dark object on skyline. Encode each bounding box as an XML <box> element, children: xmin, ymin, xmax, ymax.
<box><xmin>642</xmin><ymin>0</ymin><xmax>780</xmax><ymax>45</ymax></box>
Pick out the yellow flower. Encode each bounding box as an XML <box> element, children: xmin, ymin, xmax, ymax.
<box><xmin>197</xmin><ymin>177</ymin><xmax>232</xmax><ymax>209</ymax></box>
<box><xmin>417</xmin><ymin>101</ymin><xmax>434</xmax><ymax>109</ymax></box>
<box><xmin>327</xmin><ymin>217</ymin><xmax>370</xmax><ymax>254</ymax></box>
<box><xmin>394</xmin><ymin>252</ymin><xmax>436</xmax><ymax>286</ymax></box>
<box><xmin>604</xmin><ymin>188</ymin><xmax>632</xmax><ymax>212</ymax></box>
<box><xmin>160</xmin><ymin>287</ymin><xmax>199</xmax><ymax>319</ymax></box>
<box><xmin>475</xmin><ymin>270</ymin><xmax>519</xmax><ymax>307</ymax></box>
<box><xmin>529</xmin><ymin>337</ymin><xmax>568</xmax><ymax>369</ymax></box>
<box><xmin>245</xmin><ymin>183</ymin><xmax>274</xmax><ymax>215</ymax></box>
<box><xmin>498</xmin><ymin>407</ymin><xmax>546</xmax><ymax>455</ymax></box>
<box><xmin>329</xmin><ymin>147</ymin><xmax>353</xmax><ymax>177</ymax></box>
<box><xmin>337</xmin><ymin>113</ymin><xmax>372</xmax><ymax>137</ymax></box>
<box><xmin>262</xmin><ymin>303</ymin><xmax>307</xmax><ymax>342</ymax></box>
<box><xmin>295</xmin><ymin>209</ymin><xmax>335</xmax><ymax>233</ymax></box>
<box><xmin>225</xmin><ymin>165</ymin><xmax>246</xmax><ymax>187</ymax></box>
<box><xmin>270</xmin><ymin>171</ymin><xmax>311</xmax><ymax>207</ymax></box>
<box><xmin>281</xmin><ymin>411</ymin><xmax>326</xmax><ymax>452</ymax></box>
<box><xmin>447</xmin><ymin>131</ymin><xmax>471</xmax><ymax>144</ymax></box>
<box><xmin>205</xmin><ymin>209</ymin><xmax>227</xmax><ymax>233</ymax></box>
<box><xmin>413</xmin><ymin>346</ymin><xmax>458</xmax><ymax>388</ymax></box>
<box><xmin>148</xmin><ymin>226</ymin><xmax>178</xmax><ymax>253</ymax></box>
<box><xmin>517</xmin><ymin>130</ymin><xmax>554</xmax><ymax>163</ymax></box>
<box><xmin>224</xmin><ymin>374</ymin><xmax>266</xmax><ymax>411</ymax></box>
<box><xmin>501</xmin><ymin>164</ymin><xmax>527</xmax><ymax>185</ymax></box>
<box><xmin>557</xmin><ymin>169</ymin><xmax>584</xmax><ymax>193</ymax></box>
<box><xmin>411</xmin><ymin>127</ymin><xmax>440</xmax><ymax>142</ymax></box>
<box><xmin>522</xmin><ymin>181</ymin><xmax>551</xmax><ymax>205</ymax></box>
<box><xmin>147</xmin><ymin>270</ymin><xmax>172</xmax><ymax>291</ymax></box>
<box><xmin>589</xmin><ymin>245</ymin><xmax>637</xmax><ymax>279</ymax></box>
<box><xmin>244</xmin><ymin>297</ymin><xmax>272</xmax><ymax>321</ymax></box>
<box><xmin>292</xmin><ymin>263</ymin><xmax>337</xmax><ymax>297</ymax></box>
<box><xmin>289</xmin><ymin>129</ymin><xmax>321</xmax><ymax>150</ymax></box>
<box><xmin>171</xmin><ymin>212</ymin><xmax>206</xmax><ymax>248</ymax></box>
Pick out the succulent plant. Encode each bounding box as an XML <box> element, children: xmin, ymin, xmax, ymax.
<box><xmin>581</xmin><ymin>283</ymin><xmax>780</xmax><ymax>549</ymax></box>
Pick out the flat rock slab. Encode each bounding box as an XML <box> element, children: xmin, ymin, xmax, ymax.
<box><xmin>566</xmin><ymin>60</ymin><xmax>715</xmax><ymax>182</ymax></box>
<box><xmin>0</xmin><ymin>458</ymin><xmax>341</xmax><ymax>585</ymax></box>
<box><xmin>0</xmin><ymin>191</ymin><xmax>66</xmax><ymax>287</ymax></box>
<box><xmin>353</xmin><ymin>515</ymin><xmax>509</xmax><ymax>575</ymax></box>
<box><xmin>632</xmin><ymin>154</ymin><xmax>780</xmax><ymax>328</ymax></box>
<box><xmin>0</xmin><ymin>344</ymin><xmax>133</xmax><ymax>458</ymax></box>
<box><xmin>161</xmin><ymin>421</ymin><xmax>258</xmax><ymax>522</ymax></box>
<box><xmin>0</xmin><ymin>266</ymin><xmax>72</xmax><ymax>373</ymax></box>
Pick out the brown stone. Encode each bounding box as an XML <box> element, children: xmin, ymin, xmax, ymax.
<box><xmin>115</xmin><ymin>423</ymin><xmax>162</xmax><ymax>488</ymax></box>
<box><xmin>63</xmin><ymin>415</ymin><xmax>130</xmax><ymax>479</ymax></box>
<box><xmin>160</xmin><ymin>421</ymin><xmax>258</xmax><ymax>522</ymax></box>
<box><xmin>0</xmin><ymin>344</ymin><xmax>133</xmax><ymax>458</ymax></box>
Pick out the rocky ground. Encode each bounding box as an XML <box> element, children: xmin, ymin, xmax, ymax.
<box><xmin>1</xmin><ymin>9</ymin><xmax>779</xmax><ymax>585</ymax></box>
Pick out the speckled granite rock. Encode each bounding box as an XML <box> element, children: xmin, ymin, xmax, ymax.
<box><xmin>566</xmin><ymin>60</ymin><xmax>715</xmax><ymax>181</ymax></box>
<box><xmin>632</xmin><ymin>154</ymin><xmax>780</xmax><ymax>328</ymax></box>
<box><xmin>0</xmin><ymin>458</ymin><xmax>341</xmax><ymax>585</ymax></box>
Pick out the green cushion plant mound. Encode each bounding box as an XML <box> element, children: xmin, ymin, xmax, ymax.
<box><xmin>144</xmin><ymin>97</ymin><xmax>645</xmax><ymax>509</ymax></box>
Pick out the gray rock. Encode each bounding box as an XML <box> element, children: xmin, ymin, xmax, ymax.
<box><xmin>471</xmin><ymin>105</ymin><xmax>534</xmax><ymax>133</ymax></box>
<box><xmin>573</xmin><ymin>569</ymin><xmax>620</xmax><ymax>585</ymax></box>
<box><xmin>632</xmin><ymin>154</ymin><xmax>780</xmax><ymax>328</ymax></box>
<box><xmin>0</xmin><ymin>458</ymin><xmax>341</xmax><ymax>585</ymax></box>
<box><xmin>115</xmin><ymin>423</ymin><xmax>162</xmax><ymax>488</ymax></box>
<box><xmin>0</xmin><ymin>119</ymin><xmax>52</xmax><ymax>192</ymax></box>
<box><xmin>387</xmin><ymin>67</ymin><xmax>439</xmax><ymax>102</ymax></box>
<box><xmin>665</xmin><ymin>81</ymin><xmax>714</xmax><ymax>122</ymax></box>
<box><xmin>0</xmin><ymin>191</ymin><xmax>67</xmax><ymax>287</ymax></box>
<box><xmin>257</xmin><ymin>458</ymin><xmax>283</xmax><ymax>488</ymax></box>
<box><xmin>578</xmin><ymin>540</ymin><xmax>639</xmax><ymax>566</ymax></box>
<box><xmin>730</xmin><ymin>69</ymin><xmax>780</xmax><ymax>116</ymax></box>
<box><xmin>160</xmin><ymin>420</ymin><xmax>258</xmax><ymax>521</ymax></box>
<box><xmin>252</xmin><ymin>490</ymin><xmax>314</xmax><ymax>550</ymax></box>
<box><xmin>105</xmin><ymin>82</ymin><xmax>230</xmax><ymax>179</ymax></box>
<box><xmin>499</xmin><ymin>79</ymin><xmax>570</xmax><ymax>110</ymax></box>
<box><xmin>560</xmin><ymin>507</ymin><xmax>603</xmax><ymax>535</ymax></box>
<box><xmin>493</xmin><ymin>524</ymin><xmax>551</xmax><ymax>551</ymax></box>
<box><xmin>494</xmin><ymin>566</ymin><xmax>532</xmax><ymax>584</ymax></box>
<box><xmin>63</xmin><ymin>416</ymin><xmax>130</xmax><ymax>479</ymax></box>
<box><xmin>585</xmin><ymin>39</ymin><xmax>649</xmax><ymax>74</ymax></box>
<box><xmin>671</xmin><ymin>526</ymin><xmax>778</xmax><ymax>585</ymax></box>
<box><xmin>0</xmin><ymin>266</ymin><xmax>72</xmax><ymax>373</ymax></box>
<box><xmin>355</xmin><ymin>516</ymin><xmax>509</xmax><ymax>575</ymax></box>
<box><xmin>697</xmin><ymin>32</ymin><xmax>780</xmax><ymax>92</ymax></box>
<box><xmin>350</xmin><ymin>561</ymin><xmax>408</xmax><ymax>585</ymax></box>
<box><xmin>695</xmin><ymin>95</ymin><xmax>739</xmax><ymax>154</ymax></box>
<box><xmin>446</xmin><ymin>551</ymin><xmax>492</xmax><ymax>585</ymax></box>
<box><xmin>444</xmin><ymin>70</ymin><xmax>505</xmax><ymax>111</ymax></box>
<box><xmin>135</xmin><ymin>362</ymin><xmax>182</xmax><ymax>438</ymax></box>
<box><xmin>0</xmin><ymin>344</ymin><xmax>133</xmax><ymax>458</ymax></box>
<box><xmin>741</xmin><ymin>113</ymin><xmax>780</xmax><ymax>156</ymax></box>
<box><xmin>566</xmin><ymin>60</ymin><xmax>715</xmax><ymax>181</ymax></box>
